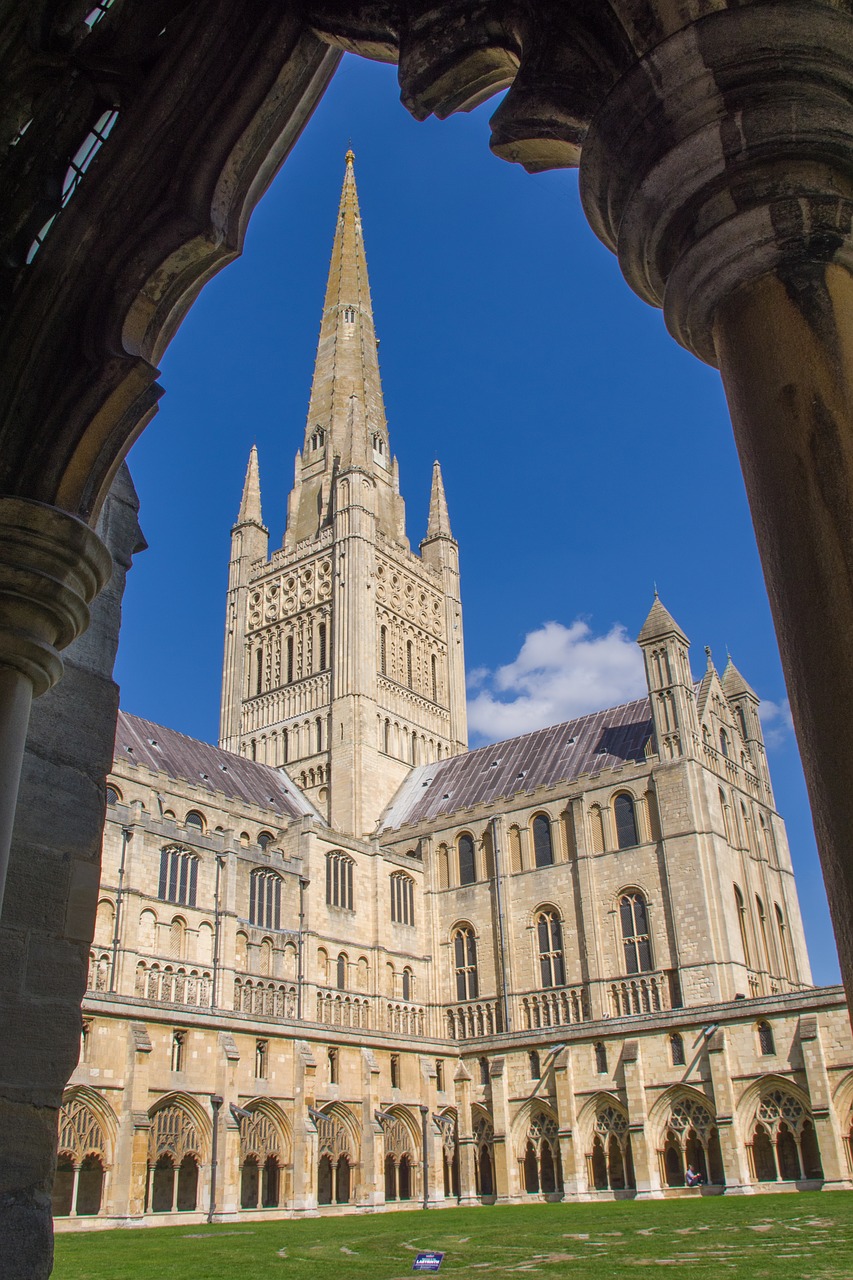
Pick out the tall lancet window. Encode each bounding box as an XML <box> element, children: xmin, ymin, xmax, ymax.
<box><xmin>380</xmin><ymin>626</ymin><xmax>388</xmax><ymax>676</ymax></box>
<box><xmin>286</xmin><ymin>636</ymin><xmax>294</xmax><ymax>685</ymax></box>
<box><xmin>406</xmin><ymin>641</ymin><xmax>413</xmax><ymax>689</ymax></box>
<box><xmin>318</xmin><ymin>622</ymin><xmax>327</xmax><ymax>671</ymax></box>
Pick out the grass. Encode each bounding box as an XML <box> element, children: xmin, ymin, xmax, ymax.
<box><xmin>53</xmin><ymin>1192</ymin><xmax>853</xmax><ymax>1280</ymax></box>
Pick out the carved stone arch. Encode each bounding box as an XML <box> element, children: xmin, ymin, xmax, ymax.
<box><xmin>58</xmin><ymin>1085</ymin><xmax>118</xmax><ymax>1165</ymax></box>
<box><xmin>735</xmin><ymin>1074</ymin><xmax>814</xmax><ymax>1142</ymax></box>
<box><xmin>147</xmin><ymin>1091</ymin><xmax>211</xmax><ymax>1164</ymax></box>
<box><xmin>316</xmin><ymin>1101</ymin><xmax>361</xmax><ymax>1160</ymax></box>
<box><xmin>511</xmin><ymin>1097</ymin><xmax>559</xmax><ymax>1159</ymax></box>
<box><xmin>831</xmin><ymin>1070</ymin><xmax>853</xmax><ymax>1132</ymax></box>
<box><xmin>576</xmin><ymin>1091</ymin><xmax>629</xmax><ymax>1151</ymax></box>
<box><xmin>647</xmin><ymin>1085</ymin><xmax>717</xmax><ymax>1151</ymax></box>
<box><xmin>238</xmin><ymin>1098</ymin><xmax>292</xmax><ymax>1163</ymax></box>
<box><xmin>380</xmin><ymin>1105</ymin><xmax>420</xmax><ymax>1158</ymax></box>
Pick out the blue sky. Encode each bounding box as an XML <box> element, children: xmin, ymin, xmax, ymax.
<box><xmin>115</xmin><ymin>54</ymin><xmax>839</xmax><ymax>985</ymax></box>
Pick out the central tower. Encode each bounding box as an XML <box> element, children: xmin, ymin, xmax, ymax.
<box><xmin>219</xmin><ymin>152</ymin><xmax>468</xmax><ymax>836</ymax></box>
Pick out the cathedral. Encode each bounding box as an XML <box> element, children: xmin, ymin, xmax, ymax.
<box><xmin>56</xmin><ymin>154</ymin><xmax>853</xmax><ymax>1229</ymax></box>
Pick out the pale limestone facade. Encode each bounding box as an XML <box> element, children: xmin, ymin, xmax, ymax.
<box><xmin>57</xmin><ymin>156</ymin><xmax>853</xmax><ymax>1231</ymax></box>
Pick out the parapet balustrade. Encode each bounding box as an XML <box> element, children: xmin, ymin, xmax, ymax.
<box><xmin>519</xmin><ymin>985</ymin><xmax>588</xmax><ymax>1030</ymax></box>
<box><xmin>609</xmin><ymin>972</ymin><xmax>669</xmax><ymax>1017</ymax></box>
<box><xmin>385</xmin><ymin>1001</ymin><xmax>427</xmax><ymax>1035</ymax></box>
<box><xmin>234</xmin><ymin>976</ymin><xmax>297</xmax><ymax>1017</ymax></box>
<box><xmin>134</xmin><ymin>960</ymin><xmax>212</xmax><ymax>1008</ymax></box>
<box><xmin>315</xmin><ymin>987</ymin><xmax>371</xmax><ymax>1029</ymax></box>
<box><xmin>445</xmin><ymin>999</ymin><xmax>502</xmax><ymax>1040</ymax></box>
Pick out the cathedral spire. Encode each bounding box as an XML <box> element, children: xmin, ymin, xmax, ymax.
<box><xmin>236</xmin><ymin>444</ymin><xmax>265</xmax><ymax>528</ymax></box>
<box><xmin>304</xmin><ymin>149</ymin><xmax>387</xmax><ymax>462</ymax></box>
<box><xmin>425</xmin><ymin>460</ymin><xmax>453</xmax><ymax>539</ymax></box>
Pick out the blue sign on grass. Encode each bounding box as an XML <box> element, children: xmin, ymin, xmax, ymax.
<box><xmin>413</xmin><ymin>1251</ymin><xmax>444</xmax><ymax>1272</ymax></box>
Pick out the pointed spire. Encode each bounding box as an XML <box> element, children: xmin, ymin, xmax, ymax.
<box><xmin>304</xmin><ymin>150</ymin><xmax>387</xmax><ymax>463</ymax></box>
<box><xmin>425</xmin><ymin>460</ymin><xmax>453</xmax><ymax>539</ymax></box>
<box><xmin>637</xmin><ymin>594</ymin><xmax>689</xmax><ymax>645</ymax></box>
<box><xmin>722</xmin><ymin>655</ymin><xmax>759</xmax><ymax>701</ymax></box>
<box><xmin>236</xmin><ymin>445</ymin><xmax>265</xmax><ymax>528</ymax></box>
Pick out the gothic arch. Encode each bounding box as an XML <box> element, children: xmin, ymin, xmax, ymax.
<box><xmin>513</xmin><ymin>1100</ymin><xmax>562</xmax><ymax>1197</ymax></box>
<box><xmin>648</xmin><ymin>1086</ymin><xmax>724</xmax><ymax>1187</ymax></box>
<box><xmin>58</xmin><ymin>1085</ymin><xmax>118</xmax><ymax>1163</ymax></box>
<box><xmin>576</xmin><ymin>1093</ymin><xmax>634</xmax><ymax>1194</ymax></box>
<box><xmin>735</xmin><ymin>1075</ymin><xmax>822</xmax><ymax>1182</ymax></box>
<box><xmin>379</xmin><ymin>1105</ymin><xmax>420</xmax><ymax>1203</ymax></box>
<box><xmin>147</xmin><ymin>1091</ymin><xmax>211</xmax><ymax>1159</ymax></box>
<box><xmin>237</xmin><ymin>1098</ymin><xmax>291</xmax><ymax>1211</ymax></box>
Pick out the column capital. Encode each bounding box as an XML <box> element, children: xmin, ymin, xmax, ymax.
<box><xmin>0</xmin><ymin>497</ymin><xmax>112</xmax><ymax>696</ymax></box>
<box><xmin>579</xmin><ymin>3</ymin><xmax>853</xmax><ymax>363</ymax></box>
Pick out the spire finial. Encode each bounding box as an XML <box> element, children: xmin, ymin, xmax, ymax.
<box><xmin>345</xmin><ymin>147</ymin><xmax>355</xmax><ymax>164</ymax></box>
<box><xmin>653</xmin><ymin>581</ymin><xmax>658</xmax><ymax>599</ymax></box>
<box><xmin>705</xmin><ymin>644</ymin><xmax>713</xmax><ymax>671</ymax></box>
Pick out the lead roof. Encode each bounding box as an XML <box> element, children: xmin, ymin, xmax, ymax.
<box><xmin>114</xmin><ymin>710</ymin><xmax>325</xmax><ymax>824</ymax></box>
<box><xmin>378</xmin><ymin>697</ymin><xmax>655</xmax><ymax>832</ymax></box>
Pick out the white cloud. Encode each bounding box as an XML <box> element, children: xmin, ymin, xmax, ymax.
<box><xmin>467</xmin><ymin>619</ymin><xmax>647</xmax><ymax>743</ymax></box>
<box><xmin>759</xmin><ymin>697</ymin><xmax>795</xmax><ymax>749</ymax></box>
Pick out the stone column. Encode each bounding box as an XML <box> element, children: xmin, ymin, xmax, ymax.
<box><xmin>798</xmin><ymin>1015</ymin><xmax>852</xmax><ymax>1189</ymax></box>
<box><xmin>0</xmin><ymin>498</ymin><xmax>111</xmax><ymax>911</ymax></box>
<box><xmin>0</xmin><ymin>480</ymin><xmax>136</xmax><ymax>1279</ymax></box>
<box><xmin>576</xmin><ymin>3</ymin><xmax>853</xmax><ymax>1013</ymax></box>
<box><xmin>705</xmin><ymin>1029</ymin><xmax>752</xmax><ymax>1193</ymax></box>
<box><xmin>621</xmin><ymin>1040</ymin><xmax>660</xmax><ymax>1198</ymax></box>
<box><xmin>453</xmin><ymin>1061</ymin><xmax>478</xmax><ymax>1205</ymax></box>
<box><xmin>552</xmin><ymin>1047</ymin><xmax>582</xmax><ymax>1199</ymax></box>
<box><xmin>487</xmin><ymin>1058</ymin><xmax>515</xmax><ymax>1202</ymax></box>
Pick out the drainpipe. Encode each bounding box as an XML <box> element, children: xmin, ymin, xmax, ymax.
<box><xmin>297</xmin><ymin>876</ymin><xmax>309</xmax><ymax>1020</ymax></box>
<box><xmin>109</xmin><ymin>825</ymin><xmax>132</xmax><ymax>992</ymax></box>
<box><xmin>491</xmin><ymin>817</ymin><xmax>511</xmax><ymax>1033</ymax></box>
<box><xmin>212</xmin><ymin>854</ymin><xmax>226</xmax><ymax>1009</ymax></box>
<box><xmin>420</xmin><ymin>1105</ymin><xmax>430</xmax><ymax>1210</ymax></box>
<box><xmin>208</xmin><ymin>1094</ymin><xmax>223</xmax><ymax>1222</ymax></box>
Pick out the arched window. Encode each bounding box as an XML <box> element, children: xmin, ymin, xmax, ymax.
<box><xmin>391</xmin><ymin>872</ymin><xmax>414</xmax><ymax>926</ymax></box>
<box><xmin>734</xmin><ymin>884</ymin><xmax>752</xmax><ymax>967</ymax></box>
<box><xmin>257</xmin><ymin>830</ymin><xmax>274</xmax><ymax>851</ymax></box>
<box><xmin>620</xmin><ymin>892</ymin><xmax>652</xmax><ymax>974</ymax></box>
<box><xmin>336</xmin><ymin>953</ymin><xmax>347</xmax><ymax>991</ymax></box>
<box><xmin>458</xmin><ymin>833</ymin><xmax>476</xmax><ymax>885</ymax></box>
<box><xmin>670</xmin><ymin>1033</ymin><xmax>685</xmax><ymax>1066</ymax></box>
<box><xmin>106</xmin><ymin>784</ymin><xmax>121</xmax><ymax>806</ymax></box>
<box><xmin>613</xmin><ymin>794</ymin><xmax>639</xmax><ymax>849</ymax></box>
<box><xmin>380</xmin><ymin>626</ymin><xmax>387</xmax><ymax>676</ymax></box>
<box><xmin>532</xmin><ymin>814</ymin><xmax>554</xmax><ymax>868</ymax></box>
<box><xmin>383</xmin><ymin>717</ymin><xmax>390</xmax><ymax>754</ymax></box>
<box><xmin>406</xmin><ymin>640</ymin><xmax>413</xmax><ymax>688</ymax></box>
<box><xmin>158</xmin><ymin>846</ymin><xmax>199</xmax><ymax>907</ymax></box>
<box><xmin>529</xmin><ymin>1050</ymin><xmax>541</xmax><ymax>1080</ymax></box>
<box><xmin>318</xmin><ymin>621</ymin><xmax>327</xmax><ymax>670</ymax></box>
<box><xmin>168</xmin><ymin>917</ymin><xmax>185</xmax><ymax>959</ymax></box>
<box><xmin>757</xmin><ymin>1020</ymin><xmax>775</xmax><ymax>1055</ymax></box>
<box><xmin>250</xmin><ymin>870</ymin><xmax>282</xmax><ymax>930</ymax></box>
<box><xmin>453</xmin><ymin>926</ymin><xmax>478</xmax><ymax>1001</ymax></box>
<box><xmin>594</xmin><ymin>1042</ymin><xmax>608</xmax><ymax>1074</ymax></box>
<box><xmin>328</xmin><ymin>1047</ymin><xmax>339</xmax><ymax>1084</ymax></box>
<box><xmin>431</xmin><ymin>653</ymin><xmax>438</xmax><ymax>702</ymax></box>
<box><xmin>286</xmin><ymin>635</ymin><xmax>294</xmax><ymax>684</ymax></box>
<box><xmin>402</xmin><ymin>967</ymin><xmax>413</xmax><ymax>1001</ymax></box>
<box><xmin>755</xmin><ymin>894</ymin><xmax>770</xmax><ymax>969</ymax></box>
<box><xmin>255</xmin><ymin>646</ymin><xmax>263</xmax><ymax>696</ymax></box>
<box><xmin>185</xmin><ymin>810</ymin><xmax>205</xmax><ymax>833</ymax></box>
<box><xmin>719</xmin><ymin>788</ymin><xmax>733</xmax><ymax>844</ymax></box>
<box><xmin>589</xmin><ymin>804</ymin><xmax>606</xmax><ymax>853</ymax></box>
<box><xmin>479</xmin><ymin>1056</ymin><xmax>490</xmax><ymax>1086</ymax></box>
<box><xmin>775</xmin><ymin>903</ymin><xmax>792</xmax><ymax>980</ymax></box>
<box><xmin>326</xmin><ymin>852</ymin><xmax>354</xmax><ymax>910</ymax></box>
<box><xmin>536</xmin><ymin>910</ymin><xmax>565</xmax><ymax>987</ymax></box>
<box><xmin>719</xmin><ymin>727</ymin><xmax>730</xmax><ymax>757</ymax></box>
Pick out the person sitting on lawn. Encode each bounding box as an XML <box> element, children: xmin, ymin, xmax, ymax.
<box><xmin>685</xmin><ymin>1165</ymin><xmax>703</xmax><ymax>1187</ymax></box>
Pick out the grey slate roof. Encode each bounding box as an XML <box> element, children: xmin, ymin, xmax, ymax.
<box><xmin>114</xmin><ymin>710</ymin><xmax>325</xmax><ymax>824</ymax></box>
<box><xmin>378</xmin><ymin>697</ymin><xmax>655</xmax><ymax>832</ymax></box>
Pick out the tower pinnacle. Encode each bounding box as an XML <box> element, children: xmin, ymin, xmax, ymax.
<box><xmin>236</xmin><ymin>444</ymin><xmax>265</xmax><ymax>529</ymax></box>
<box><xmin>425</xmin><ymin>460</ymin><xmax>453</xmax><ymax>539</ymax></box>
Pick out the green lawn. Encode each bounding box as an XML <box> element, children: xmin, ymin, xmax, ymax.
<box><xmin>53</xmin><ymin>1193</ymin><xmax>853</xmax><ymax>1280</ymax></box>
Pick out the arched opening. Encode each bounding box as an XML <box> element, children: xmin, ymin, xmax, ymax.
<box><xmin>241</xmin><ymin>1155</ymin><xmax>260</xmax><ymax>1209</ymax></box>
<box><xmin>151</xmin><ymin>1154</ymin><xmax>176</xmax><ymax>1212</ymax></box>
<box><xmin>335</xmin><ymin>1155</ymin><xmax>351</xmax><ymax>1204</ymax></box>
<box><xmin>74</xmin><ymin>1154</ymin><xmax>105</xmax><ymax>1216</ymax></box>
<box><xmin>52</xmin><ymin>1157</ymin><xmax>76</xmax><ymax>1217</ymax></box>
<box><xmin>317</xmin><ymin>1154</ymin><xmax>333</xmax><ymax>1205</ymax></box>
<box><xmin>399</xmin><ymin>1153</ymin><xmax>412</xmax><ymax>1201</ymax></box>
<box><xmin>752</xmin><ymin>1125</ymin><xmax>777</xmax><ymax>1180</ymax></box>
<box><xmin>385</xmin><ymin>1153</ymin><xmax>397</xmax><ymax>1201</ymax></box>
<box><xmin>523</xmin><ymin>1141</ymin><xmax>539</xmax><ymax>1193</ymax></box>
<box><xmin>176</xmin><ymin>1154</ymin><xmax>199</xmax><ymax>1211</ymax></box>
